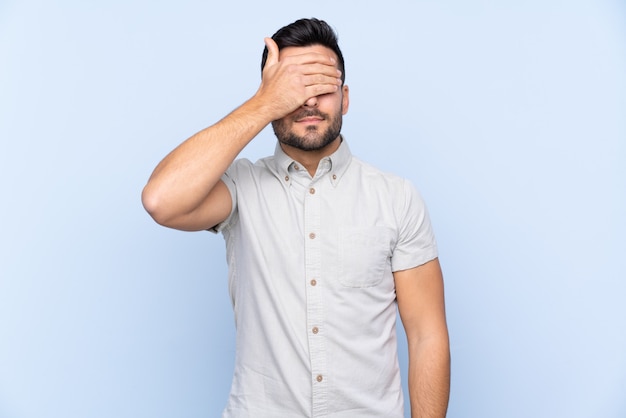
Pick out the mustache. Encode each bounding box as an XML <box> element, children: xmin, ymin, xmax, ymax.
<box><xmin>293</xmin><ymin>109</ymin><xmax>327</xmax><ymax>120</ymax></box>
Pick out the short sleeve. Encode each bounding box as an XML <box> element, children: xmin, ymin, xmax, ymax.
<box><xmin>390</xmin><ymin>179</ymin><xmax>438</xmax><ymax>272</ymax></box>
<box><xmin>208</xmin><ymin>169</ymin><xmax>238</xmax><ymax>234</ymax></box>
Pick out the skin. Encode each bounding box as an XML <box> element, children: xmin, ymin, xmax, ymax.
<box><xmin>142</xmin><ymin>38</ymin><xmax>343</xmax><ymax>230</ymax></box>
<box><xmin>395</xmin><ymin>259</ymin><xmax>450</xmax><ymax>418</ymax></box>
<box><xmin>270</xmin><ymin>45</ymin><xmax>350</xmax><ymax>176</ymax></box>
<box><xmin>142</xmin><ymin>37</ymin><xmax>450</xmax><ymax>418</ymax></box>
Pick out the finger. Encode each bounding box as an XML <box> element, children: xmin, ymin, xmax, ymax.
<box><xmin>300</xmin><ymin>63</ymin><xmax>342</xmax><ymax>79</ymax></box>
<box><xmin>264</xmin><ymin>37</ymin><xmax>279</xmax><ymax>67</ymax></box>
<box><xmin>282</xmin><ymin>50</ymin><xmax>337</xmax><ymax>68</ymax></box>
<box><xmin>305</xmin><ymin>83</ymin><xmax>339</xmax><ymax>98</ymax></box>
<box><xmin>303</xmin><ymin>73</ymin><xmax>343</xmax><ymax>87</ymax></box>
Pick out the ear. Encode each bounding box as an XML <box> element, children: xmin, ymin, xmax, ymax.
<box><xmin>341</xmin><ymin>84</ymin><xmax>350</xmax><ymax>115</ymax></box>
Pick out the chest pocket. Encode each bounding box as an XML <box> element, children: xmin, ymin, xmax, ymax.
<box><xmin>338</xmin><ymin>226</ymin><xmax>394</xmax><ymax>288</ymax></box>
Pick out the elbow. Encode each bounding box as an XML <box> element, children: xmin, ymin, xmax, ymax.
<box><xmin>141</xmin><ymin>183</ymin><xmax>172</xmax><ymax>226</ymax></box>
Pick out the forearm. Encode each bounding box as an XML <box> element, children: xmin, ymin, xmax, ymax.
<box><xmin>142</xmin><ymin>37</ymin><xmax>341</xmax><ymax>227</ymax></box>
<box><xmin>142</xmin><ymin>94</ymin><xmax>273</xmax><ymax>223</ymax></box>
<box><xmin>407</xmin><ymin>334</ymin><xmax>451</xmax><ymax>418</ymax></box>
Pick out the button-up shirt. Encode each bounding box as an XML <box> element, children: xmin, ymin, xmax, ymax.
<box><xmin>215</xmin><ymin>139</ymin><xmax>438</xmax><ymax>417</ymax></box>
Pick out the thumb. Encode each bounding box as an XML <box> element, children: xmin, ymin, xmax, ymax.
<box><xmin>264</xmin><ymin>37</ymin><xmax>279</xmax><ymax>67</ymax></box>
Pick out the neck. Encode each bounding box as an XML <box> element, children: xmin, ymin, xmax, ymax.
<box><xmin>280</xmin><ymin>136</ymin><xmax>341</xmax><ymax>176</ymax></box>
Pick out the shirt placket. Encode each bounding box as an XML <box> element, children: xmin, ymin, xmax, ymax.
<box><xmin>304</xmin><ymin>176</ymin><xmax>327</xmax><ymax>417</ymax></box>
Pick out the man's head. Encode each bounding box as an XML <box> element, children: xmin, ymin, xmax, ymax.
<box><xmin>263</xmin><ymin>18</ymin><xmax>349</xmax><ymax>153</ymax></box>
<box><xmin>261</xmin><ymin>18</ymin><xmax>345</xmax><ymax>85</ymax></box>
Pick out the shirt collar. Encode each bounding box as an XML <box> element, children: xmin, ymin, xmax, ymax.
<box><xmin>272</xmin><ymin>137</ymin><xmax>352</xmax><ymax>187</ymax></box>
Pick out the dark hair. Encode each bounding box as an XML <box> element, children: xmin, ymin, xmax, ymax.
<box><xmin>261</xmin><ymin>18</ymin><xmax>345</xmax><ymax>84</ymax></box>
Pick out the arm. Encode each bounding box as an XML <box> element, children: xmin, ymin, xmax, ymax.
<box><xmin>141</xmin><ymin>38</ymin><xmax>343</xmax><ymax>231</ymax></box>
<box><xmin>394</xmin><ymin>258</ymin><xmax>450</xmax><ymax>418</ymax></box>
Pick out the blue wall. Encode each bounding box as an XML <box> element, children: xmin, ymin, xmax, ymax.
<box><xmin>1</xmin><ymin>1</ymin><xmax>624</xmax><ymax>417</ymax></box>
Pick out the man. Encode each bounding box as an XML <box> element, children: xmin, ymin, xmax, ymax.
<box><xmin>142</xmin><ymin>18</ymin><xmax>450</xmax><ymax>418</ymax></box>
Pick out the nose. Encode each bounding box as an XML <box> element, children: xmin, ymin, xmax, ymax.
<box><xmin>303</xmin><ymin>96</ymin><xmax>318</xmax><ymax>108</ymax></box>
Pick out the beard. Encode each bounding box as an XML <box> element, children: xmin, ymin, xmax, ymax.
<box><xmin>272</xmin><ymin>108</ymin><xmax>343</xmax><ymax>152</ymax></box>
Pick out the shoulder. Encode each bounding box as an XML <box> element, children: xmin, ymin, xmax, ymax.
<box><xmin>350</xmin><ymin>155</ymin><xmax>400</xmax><ymax>179</ymax></box>
<box><xmin>223</xmin><ymin>156</ymin><xmax>285</xmax><ymax>199</ymax></box>
<box><xmin>348</xmin><ymin>156</ymin><xmax>429</xmax><ymax>220</ymax></box>
<box><xmin>226</xmin><ymin>156</ymin><xmax>275</xmax><ymax>177</ymax></box>
<box><xmin>350</xmin><ymin>156</ymin><xmax>417</xmax><ymax>194</ymax></box>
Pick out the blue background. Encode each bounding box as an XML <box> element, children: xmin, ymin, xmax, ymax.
<box><xmin>1</xmin><ymin>1</ymin><xmax>625</xmax><ymax>417</ymax></box>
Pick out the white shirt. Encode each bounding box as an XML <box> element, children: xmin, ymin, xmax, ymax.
<box><xmin>215</xmin><ymin>139</ymin><xmax>438</xmax><ymax>417</ymax></box>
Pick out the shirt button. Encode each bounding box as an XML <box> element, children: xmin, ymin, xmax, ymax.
<box><xmin>284</xmin><ymin>175</ymin><xmax>289</xmax><ymax>181</ymax></box>
<box><xmin>316</xmin><ymin>375</ymin><xmax>323</xmax><ymax>382</ymax></box>
<box><xmin>294</xmin><ymin>164</ymin><xmax>300</xmax><ymax>171</ymax></box>
<box><xmin>309</xmin><ymin>232</ymin><xmax>316</xmax><ymax>239</ymax></box>
<box><xmin>332</xmin><ymin>174</ymin><xmax>337</xmax><ymax>180</ymax></box>
<box><xmin>310</xmin><ymin>279</ymin><xmax>317</xmax><ymax>286</ymax></box>
<box><xmin>309</xmin><ymin>187</ymin><xmax>316</xmax><ymax>194</ymax></box>
<box><xmin>312</xmin><ymin>326</ymin><xmax>319</xmax><ymax>334</ymax></box>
